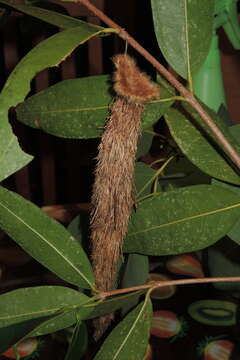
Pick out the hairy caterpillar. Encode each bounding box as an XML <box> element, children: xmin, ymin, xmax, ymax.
<box><xmin>90</xmin><ymin>54</ymin><xmax>160</xmax><ymax>337</ymax></box>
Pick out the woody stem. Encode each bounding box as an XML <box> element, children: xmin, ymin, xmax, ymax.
<box><xmin>97</xmin><ymin>276</ymin><xmax>240</xmax><ymax>299</ymax></box>
<box><xmin>76</xmin><ymin>0</ymin><xmax>240</xmax><ymax>170</ymax></box>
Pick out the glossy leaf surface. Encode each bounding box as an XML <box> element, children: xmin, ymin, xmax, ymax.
<box><xmin>0</xmin><ymin>286</ymin><xmax>89</xmax><ymax>328</ymax></box>
<box><xmin>211</xmin><ymin>179</ymin><xmax>240</xmax><ymax>245</ymax></box>
<box><xmin>165</xmin><ymin>104</ymin><xmax>240</xmax><ymax>185</ymax></box>
<box><xmin>229</xmin><ymin>124</ymin><xmax>240</xmax><ymax>143</ymax></box>
<box><xmin>16</xmin><ymin>76</ymin><xmax>172</xmax><ymax>138</ymax></box>
<box><xmin>121</xmin><ymin>254</ymin><xmax>149</xmax><ymax>315</ymax></box>
<box><xmin>122</xmin><ymin>254</ymin><xmax>149</xmax><ymax>289</ymax></box>
<box><xmin>80</xmin><ymin>291</ymin><xmax>145</xmax><ymax>320</ymax></box>
<box><xmin>30</xmin><ymin>310</ymin><xmax>82</xmax><ymax>337</ymax></box>
<box><xmin>94</xmin><ymin>298</ymin><xmax>152</xmax><ymax>360</ymax></box>
<box><xmin>0</xmin><ymin>26</ymin><xmax>113</xmax><ymax>181</ymax></box>
<box><xmin>163</xmin><ymin>156</ymin><xmax>211</xmax><ymax>188</ymax></box>
<box><xmin>0</xmin><ymin>186</ymin><xmax>94</xmax><ymax>289</ymax></box>
<box><xmin>208</xmin><ymin>239</ymin><xmax>240</xmax><ymax>292</ymax></box>
<box><xmin>135</xmin><ymin>162</ymin><xmax>161</xmax><ymax>197</ymax></box>
<box><xmin>0</xmin><ymin>316</ymin><xmax>53</xmax><ymax>353</ymax></box>
<box><xmin>64</xmin><ymin>321</ymin><xmax>88</xmax><ymax>360</ymax></box>
<box><xmin>0</xmin><ymin>0</ymin><xmax>101</xmax><ymax>30</ymax></box>
<box><xmin>151</xmin><ymin>0</ymin><xmax>214</xmax><ymax>78</ymax></box>
<box><xmin>136</xmin><ymin>133</ymin><xmax>153</xmax><ymax>159</ymax></box>
<box><xmin>124</xmin><ymin>185</ymin><xmax>240</xmax><ymax>255</ymax></box>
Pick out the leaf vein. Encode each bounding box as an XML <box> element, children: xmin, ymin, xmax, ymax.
<box><xmin>0</xmin><ymin>201</ymin><xmax>92</xmax><ymax>288</ymax></box>
<box><xmin>129</xmin><ymin>202</ymin><xmax>240</xmax><ymax>236</ymax></box>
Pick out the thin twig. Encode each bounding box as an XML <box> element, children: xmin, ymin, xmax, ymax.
<box><xmin>137</xmin><ymin>155</ymin><xmax>175</xmax><ymax>198</ymax></box>
<box><xmin>74</xmin><ymin>0</ymin><xmax>240</xmax><ymax>170</ymax></box>
<box><xmin>98</xmin><ymin>276</ymin><xmax>240</xmax><ymax>299</ymax></box>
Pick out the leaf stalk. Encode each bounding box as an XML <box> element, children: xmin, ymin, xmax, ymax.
<box><xmin>74</xmin><ymin>0</ymin><xmax>240</xmax><ymax>170</ymax></box>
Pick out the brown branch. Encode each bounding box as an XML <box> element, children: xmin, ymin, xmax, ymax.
<box><xmin>98</xmin><ymin>276</ymin><xmax>240</xmax><ymax>299</ymax></box>
<box><xmin>73</xmin><ymin>0</ymin><xmax>240</xmax><ymax>170</ymax></box>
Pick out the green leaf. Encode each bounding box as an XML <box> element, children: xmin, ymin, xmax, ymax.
<box><xmin>16</xmin><ymin>76</ymin><xmax>172</xmax><ymax>139</ymax></box>
<box><xmin>0</xmin><ymin>186</ymin><xmax>94</xmax><ymax>289</ymax></box>
<box><xmin>67</xmin><ymin>213</ymin><xmax>91</xmax><ymax>257</ymax></box>
<box><xmin>80</xmin><ymin>291</ymin><xmax>146</xmax><ymax>320</ymax></box>
<box><xmin>64</xmin><ymin>321</ymin><xmax>88</xmax><ymax>360</ymax></box>
<box><xmin>3</xmin><ymin>310</ymin><xmax>85</xmax><ymax>352</ymax></box>
<box><xmin>229</xmin><ymin>124</ymin><xmax>240</xmax><ymax>144</ymax></box>
<box><xmin>208</xmin><ymin>238</ymin><xmax>240</xmax><ymax>292</ymax></box>
<box><xmin>163</xmin><ymin>156</ymin><xmax>211</xmax><ymax>188</ymax></box>
<box><xmin>217</xmin><ymin>104</ymin><xmax>231</xmax><ymax>125</ymax></box>
<box><xmin>151</xmin><ymin>0</ymin><xmax>214</xmax><ymax>79</ymax></box>
<box><xmin>0</xmin><ymin>286</ymin><xmax>90</xmax><ymax>328</ymax></box>
<box><xmin>122</xmin><ymin>255</ymin><xmax>149</xmax><ymax>289</ymax></box>
<box><xmin>94</xmin><ymin>298</ymin><xmax>152</xmax><ymax>360</ymax></box>
<box><xmin>157</xmin><ymin>73</ymin><xmax>176</xmax><ymax>96</ymax></box>
<box><xmin>228</xmin><ymin>224</ymin><xmax>240</xmax><ymax>245</ymax></box>
<box><xmin>135</xmin><ymin>162</ymin><xmax>160</xmax><ymax>198</ymax></box>
<box><xmin>30</xmin><ymin>310</ymin><xmax>78</xmax><ymax>337</ymax></box>
<box><xmin>0</xmin><ymin>0</ymin><xmax>101</xmax><ymax>30</ymax></box>
<box><xmin>0</xmin><ymin>128</ymin><xmax>32</xmax><ymax>182</ymax></box>
<box><xmin>211</xmin><ymin>179</ymin><xmax>240</xmax><ymax>245</ymax></box>
<box><xmin>228</xmin><ymin>218</ymin><xmax>240</xmax><ymax>245</ymax></box>
<box><xmin>124</xmin><ymin>185</ymin><xmax>240</xmax><ymax>255</ymax></box>
<box><xmin>27</xmin><ymin>303</ymin><xmax>92</xmax><ymax>338</ymax></box>
<box><xmin>68</xmin><ymin>215</ymin><xmax>84</xmax><ymax>246</ymax></box>
<box><xmin>121</xmin><ymin>254</ymin><xmax>149</xmax><ymax>316</ymax></box>
<box><xmin>2</xmin><ymin>30</ymin><xmax>113</xmax><ymax>108</ymax></box>
<box><xmin>136</xmin><ymin>133</ymin><xmax>153</xmax><ymax>158</ymax></box>
<box><xmin>165</xmin><ymin>104</ymin><xmax>240</xmax><ymax>185</ymax></box>
<box><xmin>0</xmin><ymin>316</ymin><xmax>54</xmax><ymax>353</ymax></box>
<box><xmin>0</xmin><ymin>26</ymin><xmax>115</xmax><ymax>181</ymax></box>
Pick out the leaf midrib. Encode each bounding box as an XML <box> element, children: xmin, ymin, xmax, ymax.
<box><xmin>129</xmin><ymin>201</ymin><xmax>240</xmax><ymax>236</ymax></box>
<box><xmin>20</xmin><ymin>98</ymin><xmax>166</xmax><ymax>115</ymax></box>
<box><xmin>0</xmin><ymin>0</ymin><xmax>102</xmax><ymax>30</ymax></box>
<box><xmin>0</xmin><ymin>299</ymin><xmax>88</xmax><ymax>322</ymax></box>
<box><xmin>112</xmin><ymin>300</ymin><xmax>149</xmax><ymax>360</ymax></box>
<box><xmin>0</xmin><ymin>200</ymin><xmax>92</xmax><ymax>288</ymax></box>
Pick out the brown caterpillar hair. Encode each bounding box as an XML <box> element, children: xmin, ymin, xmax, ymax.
<box><xmin>90</xmin><ymin>54</ymin><xmax>160</xmax><ymax>338</ymax></box>
<box><xmin>113</xmin><ymin>54</ymin><xmax>160</xmax><ymax>103</ymax></box>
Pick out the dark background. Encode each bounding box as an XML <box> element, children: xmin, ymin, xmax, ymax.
<box><xmin>0</xmin><ymin>1</ymin><xmax>240</xmax><ymax>359</ymax></box>
<box><xmin>1</xmin><ymin>0</ymin><xmax>239</xmax><ymax>208</ymax></box>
